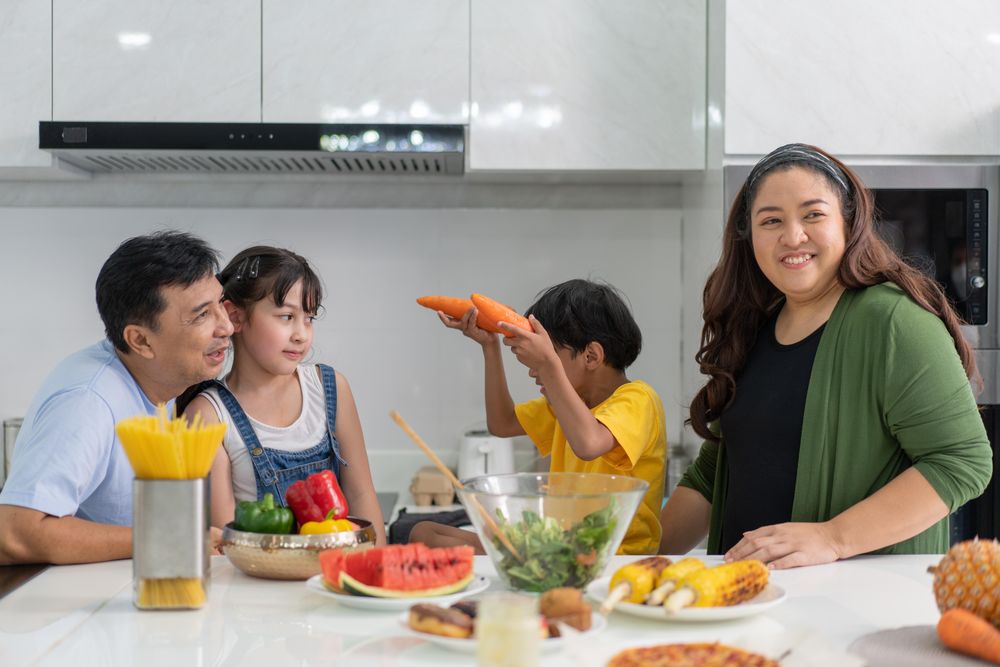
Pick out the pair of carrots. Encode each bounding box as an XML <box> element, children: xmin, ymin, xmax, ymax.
<box><xmin>417</xmin><ymin>294</ymin><xmax>531</xmax><ymax>337</ymax></box>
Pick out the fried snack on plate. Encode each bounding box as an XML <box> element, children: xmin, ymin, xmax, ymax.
<box><xmin>408</xmin><ymin>603</ymin><xmax>474</xmax><ymax>639</ymax></box>
<box><xmin>540</xmin><ymin>587</ymin><xmax>592</xmax><ymax>634</ymax></box>
<box><xmin>607</xmin><ymin>642</ymin><xmax>780</xmax><ymax>667</ymax></box>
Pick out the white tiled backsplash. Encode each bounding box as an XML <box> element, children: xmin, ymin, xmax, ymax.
<box><xmin>0</xmin><ymin>205</ymin><xmax>684</xmax><ymax>499</ymax></box>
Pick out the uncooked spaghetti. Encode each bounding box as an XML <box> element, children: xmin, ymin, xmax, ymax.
<box><xmin>116</xmin><ymin>404</ymin><xmax>226</xmax><ymax>479</ymax></box>
<box><xmin>117</xmin><ymin>404</ymin><xmax>226</xmax><ymax>609</ymax></box>
<box><xmin>135</xmin><ymin>578</ymin><xmax>206</xmax><ymax>609</ymax></box>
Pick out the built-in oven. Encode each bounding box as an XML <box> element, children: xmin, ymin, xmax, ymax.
<box><xmin>724</xmin><ymin>163</ymin><xmax>999</xmax><ymax>541</ymax></box>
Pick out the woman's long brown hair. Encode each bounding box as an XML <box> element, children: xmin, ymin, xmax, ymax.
<box><xmin>688</xmin><ymin>146</ymin><xmax>979</xmax><ymax>442</ymax></box>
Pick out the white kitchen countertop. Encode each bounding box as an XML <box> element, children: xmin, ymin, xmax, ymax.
<box><xmin>1</xmin><ymin>553</ymin><xmax>947</xmax><ymax>667</ymax></box>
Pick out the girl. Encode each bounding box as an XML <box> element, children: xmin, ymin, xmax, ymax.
<box><xmin>184</xmin><ymin>246</ymin><xmax>385</xmax><ymax>543</ymax></box>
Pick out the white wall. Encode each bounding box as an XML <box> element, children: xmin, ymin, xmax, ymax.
<box><xmin>0</xmin><ymin>206</ymin><xmax>683</xmax><ymax>497</ymax></box>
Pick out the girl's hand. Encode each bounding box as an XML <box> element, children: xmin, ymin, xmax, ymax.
<box><xmin>500</xmin><ymin>315</ymin><xmax>561</xmax><ymax>376</ymax></box>
<box><xmin>724</xmin><ymin>521</ymin><xmax>843</xmax><ymax>570</ymax></box>
<box><xmin>439</xmin><ymin>306</ymin><xmax>496</xmax><ymax>346</ymax></box>
<box><xmin>209</xmin><ymin>526</ymin><xmax>224</xmax><ymax>555</ymax></box>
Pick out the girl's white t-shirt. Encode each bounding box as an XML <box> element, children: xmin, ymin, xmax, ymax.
<box><xmin>200</xmin><ymin>365</ymin><xmax>330</xmax><ymax>503</ymax></box>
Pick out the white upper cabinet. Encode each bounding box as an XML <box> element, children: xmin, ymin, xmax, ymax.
<box><xmin>726</xmin><ymin>0</ymin><xmax>1000</xmax><ymax>157</ymax></box>
<box><xmin>263</xmin><ymin>0</ymin><xmax>469</xmax><ymax>124</ymax></box>
<box><xmin>53</xmin><ymin>0</ymin><xmax>260</xmax><ymax>122</ymax></box>
<box><xmin>0</xmin><ymin>1</ymin><xmax>51</xmax><ymax>168</ymax></box>
<box><xmin>470</xmin><ymin>0</ymin><xmax>707</xmax><ymax>171</ymax></box>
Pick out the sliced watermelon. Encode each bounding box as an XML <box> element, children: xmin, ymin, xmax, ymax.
<box><xmin>339</xmin><ymin>570</ymin><xmax>474</xmax><ymax>598</ymax></box>
<box><xmin>320</xmin><ymin>544</ymin><xmax>475</xmax><ymax>592</ymax></box>
<box><xmin>318</xmin><ymin>549</ymin><xmax>347</xmax><ymax>592</ymax></box>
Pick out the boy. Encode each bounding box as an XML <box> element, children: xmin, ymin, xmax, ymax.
<box><xmin>410</xmin><ymin>279</ymin><xmax>666</xmax><ymax>554</ymax></box>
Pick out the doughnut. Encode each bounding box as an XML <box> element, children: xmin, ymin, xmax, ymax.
<box><xmin>450</xmin><ymin>599</ymin><xmax>478</xmax><ymax>619</ymax></box>
<box><xmin>408</xmin><ymin>603</ymin><xmax>474</xmax><ymax>639</ymax></box>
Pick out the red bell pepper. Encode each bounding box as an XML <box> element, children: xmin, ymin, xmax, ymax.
<box><xmin>285</xmin><ymin>470</ymin><xmax>349</xmax><ymax>525</ymax></box>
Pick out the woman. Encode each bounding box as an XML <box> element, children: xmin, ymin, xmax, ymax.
<box><xmin>660</xmin><ymin>144</ymin><xmax>992</xmax><ymax>568</ymax></box>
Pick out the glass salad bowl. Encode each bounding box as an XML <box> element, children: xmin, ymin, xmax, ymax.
<box><xmin>456</xmin><ymin>472</ymin><xmax>648</xmax><ymax>592</ymax></box>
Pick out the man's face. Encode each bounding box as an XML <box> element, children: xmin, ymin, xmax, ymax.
<box><xmin>144</xmin><ymin>273</ymin><xmax>233</xmax><ymax>393</ymax></box>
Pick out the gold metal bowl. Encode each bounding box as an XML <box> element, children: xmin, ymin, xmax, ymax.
<box><xmin>220</xmin><ymin>517</ymin><xmax>377</xmax><ymax>580</ymax></box>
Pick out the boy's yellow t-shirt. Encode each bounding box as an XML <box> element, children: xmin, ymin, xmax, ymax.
<box><xmin>514</xmin><ymin>380</ymin><xmax>666</xmax><ymax>555</ymax></box>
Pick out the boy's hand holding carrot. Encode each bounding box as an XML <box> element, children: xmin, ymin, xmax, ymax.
<box><xmin>500</xmin><ymin>316</ymin><xmax>562</xmax><ymax>381</ymax></box>
<box><xmin>438</xmin><ymin>306</ymin><xmax>497</xmax><ymax>347</ymax></box>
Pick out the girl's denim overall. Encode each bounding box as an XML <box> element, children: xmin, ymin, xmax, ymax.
<box><xmin>207</xmin><ymin>364</ymin><xmax>347</xmax><ymax>504</ymax></box>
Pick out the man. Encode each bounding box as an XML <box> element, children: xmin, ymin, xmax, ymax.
<box><xmin>0</xmin><ymin>231</ymin><xmax>233</xmax><ymax>564</ymax></box>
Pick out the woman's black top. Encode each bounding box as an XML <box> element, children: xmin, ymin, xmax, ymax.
<box><xmin>718</xmin><ymin>315</ymin><xmax>825</xmax><ymax>553</ymax></box>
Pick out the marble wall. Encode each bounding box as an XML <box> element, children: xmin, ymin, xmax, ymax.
<box><xmin>0</xmin><ymin>205</ymin><xmax>685</xmax><ymax>496</ymax></box>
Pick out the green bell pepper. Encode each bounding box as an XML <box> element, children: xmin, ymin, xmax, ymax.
<box><xmin>234</xmin><ymin>492</ymin><xmax>295</xmax><ymax>534</ymax></box>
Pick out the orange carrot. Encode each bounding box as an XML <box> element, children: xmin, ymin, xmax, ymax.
<box><xmin>470</xmin><ymin>293</ymin><xmax>532</xmax><ymax>337</ymax></box>
<box><xmin>416</xmin><ymin>296</ymin><xmax>474</xmax><ymax>321</ymax></box>
<box><xmin>937</xmin><ymin>608</ymin><xmax>1000</xmax><ymax>665</ymax></box>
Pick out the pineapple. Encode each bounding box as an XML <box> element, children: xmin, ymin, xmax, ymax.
<box><xmin>931</xmin><ymin>538</ymin><xmax>1000</xmax><ymax>628</ymax></box>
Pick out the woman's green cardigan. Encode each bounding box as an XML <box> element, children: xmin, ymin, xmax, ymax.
<box><xmin>679</xmin><ymin>283</ymin><xmax>993</xmax><ymax>554</ymax></box>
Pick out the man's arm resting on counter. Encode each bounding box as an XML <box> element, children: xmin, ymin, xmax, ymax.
<box><xmin>0</xmin><ymin>504</ymin><xmax>131</xmax><ymax>565</ymax></box>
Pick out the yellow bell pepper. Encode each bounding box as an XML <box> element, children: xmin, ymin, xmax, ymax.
<box><xmin>299</xmin><ymin>510</ymin><xmax>356</xmax><ymax>535</ymax></box>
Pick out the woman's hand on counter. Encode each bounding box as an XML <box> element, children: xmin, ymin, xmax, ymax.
<box><xmin>723</xmin><ymin>521</ymin><xmax>843</xmax><ymax>569</ymax></box>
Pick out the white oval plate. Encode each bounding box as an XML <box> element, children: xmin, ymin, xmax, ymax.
<box><xmin>398</xmin><ymin>609</ymin><xmax>606</xmax><ymax>653</ymax></box>
<box><xmin>305</xmin><ymin>574</ymin><xmax>490</xmax><ymax>611</ymax></box>
<box><xmin>585</xmin><ymin>576</ymin><xmax>786</xmax><ymax>622</ymax></box>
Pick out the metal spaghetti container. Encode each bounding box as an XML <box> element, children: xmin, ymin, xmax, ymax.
<box><xmin>132</xmin><ymin>478</ymin><xmax>210</xmax><ymax>610</ymax></box>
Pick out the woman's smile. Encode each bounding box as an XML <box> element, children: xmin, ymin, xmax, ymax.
<box><xmin>780</xmin><ymin>252</ymin><xmax>816</xmax><ymax>268</ymax></box>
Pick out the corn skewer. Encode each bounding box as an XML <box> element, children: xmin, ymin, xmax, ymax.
<box><xmin>664</xmin><ymin>559</ymin><xmax>769</xmax><ymax>614</ymax></box>
<box><xmin>646</xmin><ymin>557</ymin><xmax>706</xmax><ymax>606</ymax></box>
<box><xmin>600</xmin><ymin>556</ymin><xmax>673</xmax><ymax>615</ymax></box>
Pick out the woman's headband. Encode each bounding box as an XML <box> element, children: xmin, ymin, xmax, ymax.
<box><xmin>745</xmin><ymin>143</ymin><xmax>851</xmax><ymax>197</ymax></box>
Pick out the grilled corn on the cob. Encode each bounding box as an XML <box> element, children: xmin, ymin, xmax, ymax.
<box><xmin>664</xmin><ymin>559</ymin><xmax>769</xmax><ymax>613</ymax></box>
<box><xmin>646</xmin><ymin>557</ymin><xmax>706</xmax><ymax>606</ymax></box>
<box><xmin>601</xmin><ymin>556</ymin><xmax>673</xmax><ymax>614</ymax></box>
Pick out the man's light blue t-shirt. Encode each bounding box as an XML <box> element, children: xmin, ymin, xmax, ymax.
<box><xmin>0</xmin><ymin>340</ymin><xmax>160</xmax><ymax>525</ymax></box>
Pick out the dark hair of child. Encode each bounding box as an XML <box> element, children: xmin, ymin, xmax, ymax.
<box><xmin>525</xmin><ymin>279</ymin><xmax>642</xmax><ymax>371</ymax></box>
<box><xmin>218</xmin><ymin>246</ymin><xmax>323</xmax><ymax>316</ymax></box>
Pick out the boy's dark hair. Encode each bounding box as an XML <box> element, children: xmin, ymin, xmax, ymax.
<box><xmin>525</xmin><ymin>279</ymin><xmax>642</xmax><ymax>370</ymax></box>
<box><xmin>96</xmin><ymin>231</ymin><xmax>221</xmax><ymax>353</ymax></box>
<box><xmin>219</xmin><ymin>246</ymin><xmax>322</xmax><ymax>316</ymax></box>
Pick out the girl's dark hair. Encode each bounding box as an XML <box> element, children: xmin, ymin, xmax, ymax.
<box><xmin>526</xmin><ymin>279</ymin><xmax>642</xmax><ymax>371</ymax></box>
<box><xmin>96</xmin><ymin>230</ymin><xmax>220</xmax><ymax>353</ymax></box>
<box><xmin>219</xmin><ymin>246</ymin><xmax>322</xmax><ymax>315</ymax></box>
<box><xmin>688</xmin><ymin>143</ymin><xmax>978</xmax><ymax>442</ymax></box>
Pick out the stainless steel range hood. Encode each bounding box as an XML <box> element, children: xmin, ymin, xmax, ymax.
<box><xmin>39</xmin><ymin>122</ymin><xmax>464</xmax><ymax>175</ymax></box>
